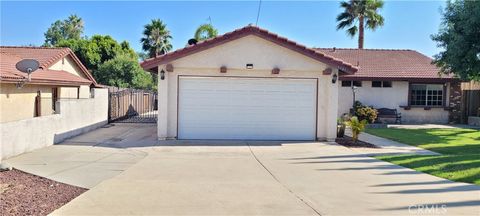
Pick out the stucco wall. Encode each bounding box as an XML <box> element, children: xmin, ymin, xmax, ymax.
<box><xmin>338</xmin><ymin>80</ymin><xmax>450</xmax><ymax>124</ymax></box>
<box><xmin>49</xmin><ymin>55</ymin><xmax>88</xmax><ymax>79</ymax></box>
<box><xmin>0</xmin><ymin>84</ymin><xmax>90</xmax><ymax>123</ymax></box>
<box><xmin>0</xmin><ymin>84</ymin><xmax>54</xmax><ymax>123</ymax></box>
<box><xmin>157</xmin><ymin>35</ymin><xmax>339</xmax><ymax>141</ymax></box>
<box><xmin>0</xmin><ymin>88</ymin><xmax>108</xmax><ymax>161</ymax></box>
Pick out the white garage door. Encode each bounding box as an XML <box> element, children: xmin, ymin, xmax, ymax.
<box><xmin>178</xmin><ymin>76</ymin><xmax>317</xmax><ymax>140</ymax></box>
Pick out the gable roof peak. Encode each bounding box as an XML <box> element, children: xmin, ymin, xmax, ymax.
<box><xmin>141</xmin><ymin>25</ymin><xmax>358</xmax><ymax>73</ymax></box>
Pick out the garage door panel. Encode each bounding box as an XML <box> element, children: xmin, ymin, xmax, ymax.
<box><xmin>178</xmin><ymin>77</ymin><xmax>317</xmax><ymax>140</ymax></box>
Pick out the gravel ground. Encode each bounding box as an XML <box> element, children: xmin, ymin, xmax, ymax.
<box><xmin>0</xmin><ymin>169</ymin><xmax>87</xmax><ymax>216</ymax></box>
<box><xmin>336</xmin><ymin>136</ymin><xmax>379</xmax><ymax>148</ymax></box>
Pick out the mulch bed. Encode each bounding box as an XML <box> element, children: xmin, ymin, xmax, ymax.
<box><xmin>0</xmin><ymin>169</ymin><xmax>87</xmax><ymax>216</ymax></box>
<box><xmin>336</xmin><ymin>136</ymin><xmax>379</xmax><ymax>148</ymax></box>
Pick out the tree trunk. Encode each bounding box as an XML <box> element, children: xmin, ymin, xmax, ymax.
<box><xmin>358</xmin><ymin>16</ymin><xmax>364</xmax><ymax>49</ymax></box>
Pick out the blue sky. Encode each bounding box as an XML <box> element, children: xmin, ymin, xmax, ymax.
<box><xmin>1</xmin><ymin>1</ymin><xmax>446</xmax><ymax>57</ymax></box>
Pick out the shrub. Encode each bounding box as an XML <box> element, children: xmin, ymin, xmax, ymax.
<box><xmin>353</xmin><ymin>101</ymin><xmax>378</xmax><ymax>123</ymax></box>
<box><xmin>346</xmin><ymin>116</ymin><xmax>368</xmax><ymax>142</ymax></box>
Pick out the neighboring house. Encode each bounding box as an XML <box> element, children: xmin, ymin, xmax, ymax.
<box><xmin>141</xmin><ymin>25</ymin><xmax>461</xmax><ymax>141</ymax></box>
<box><xmin>0</xmin><ymin>46</ymin><xmax>97</xmax><ymax>123</ymax></box>
<box><xmin>314</xmin><ymin>48</ymin><xmax>460</xmax><ymax>124</ymax></box>
<box><xmin>0</xmin><ymin>46</ymin><xmax>108</xmax><ymax>161</ymax></box>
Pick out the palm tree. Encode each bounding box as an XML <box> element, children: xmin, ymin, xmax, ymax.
<box><xmin>194</xmin><ymin>23</ymin><xmax>218</xmax><ymax>41</ymax></box>
<box><xmin>141</xmin><ymin>19</ymin><xmax>172</xmax><ymax>58</ymax></box>
<box><xmin>64</xmin><ymin>14</ymin><xmax>84</xmax><ymax>39</ymax></box>
<box><xmin>336</xmin><ymin>0</ymin><xmax>385</xmax><ymax>49</ymax></box>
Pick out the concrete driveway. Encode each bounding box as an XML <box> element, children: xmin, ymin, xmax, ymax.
<box><xmin>53</xmin><ymin>141</ymin><xmax>480</xmax><ymax>215</ymax></box>
<box><xmin>4</xmin><ymin>123</ymin><xmax>157</xmax><ymax>189</ymax></box>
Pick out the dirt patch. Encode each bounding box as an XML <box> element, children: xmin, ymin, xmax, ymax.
<box><xmin>0</xmin><ymin>169</ymin><xmax>87</xmax><ymax>216</ymax></box>
<box><xmin>336</xmin><ymin>136</ymin><xmax>379</xmax><ymax>148</ymax></box>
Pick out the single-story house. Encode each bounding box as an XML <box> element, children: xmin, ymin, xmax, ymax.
<box><xmin>0</xmin><ymin>46</ymin><xmax>108</xmax><ymax>161</ymax></box>
<box><xmin>0</xmin><ymin>46</ymin><xmax>98</xmax><ymax>123</ymax></box>
<box><xmin>141</xmin><ymin>25</ymin><xmax>460</xmax><ymax>141</ymax></box>
<box><xmin>315</xmin><ymin>48</ymin><xmax>460</xmax><ymax>124</ymax></box>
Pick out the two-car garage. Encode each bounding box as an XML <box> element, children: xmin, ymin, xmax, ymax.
<box><xmin>178</xmin><ymin>76</ymin><xmax>317</xmax><ymax>140</ymax></box>
<box><xmin>140</xmin><ymin>26</ymin><xmax>357</xmax><ymax>141</ymax></box>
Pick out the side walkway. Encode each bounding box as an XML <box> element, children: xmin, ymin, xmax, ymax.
<box><xmin>345</xmin><ymin>129</ymin><xmax>439</xmax><ymax>156</ymax></box>
<box><xmin>3</xmin><ymin>123</ymin><xmax>157</xmax><ymax>189</ymax></box>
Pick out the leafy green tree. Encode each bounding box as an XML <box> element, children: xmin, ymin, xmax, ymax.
<box><xmin>141</xmin><ymin>19</ymin><xmax>172</xmax><ymax>58</ymax></box>
<box><xmin>432</xmin><ymin>0</ymin><xmax>480</xmax><ymax>81</ymax></box>
<box><xmin>194</xmin><ymin>23</ymin><xmax>218</xmax><ymax>41</ymax></box>
<box><xmin>96</xmin><ymin>54</ymin><xmax>155</xmax><ymax>89</ymax></box>
<box><xmin>336</xmin><ymin>0</ymin><xmax>385</xmax><ymax>49</ymax></box>
<box><xmin>44</xmin><ymin>14</ymin><xmax>84</xmax><ymax>46</ymax></box>
<box><xmin>56</xmin><ymin>35</ymin><xmax>137</xmax><ymax>74</ymax></box>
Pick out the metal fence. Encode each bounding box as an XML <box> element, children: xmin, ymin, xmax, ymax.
<box><xmin>108</xmin><ymin>88</ymin><xmax>157</xmax><ymax>123</ymax></box>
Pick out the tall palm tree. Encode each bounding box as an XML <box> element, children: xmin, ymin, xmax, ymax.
<box><xmin>141</xmin><ymin>19</ymin><xmax>172</xmax><ymax>58</ymax></box>
<box><xmin>194</xmin><ymin>23</ymin><xmax>218</xmax><ymax>41</ymax></box>
<box><xmin>336</xmin><ymin>0</ymin><xmax>385</xmax><ymax>49</ymax></box>
<box><xmin>64</xmin><ymin>14</ymin><xmax>84</xmax><ymax>39</ymax></box>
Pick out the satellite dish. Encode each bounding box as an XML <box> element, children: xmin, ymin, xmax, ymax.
<box><xmin>188</xmin><ymin>38</ymin><xmax>198</xmax><ymax>46</ymax></box>
<box><xmin>15</xmin><ymin>59</ymin><xmax>39</xmax><ymax>82</ymax></box>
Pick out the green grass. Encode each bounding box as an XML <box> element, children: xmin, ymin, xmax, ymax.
<box><xmin>365</xmin><ymin>128</ymin><xmax>480</xmax><ymax>185</ymax></box>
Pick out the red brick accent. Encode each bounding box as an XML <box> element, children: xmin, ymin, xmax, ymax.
<box><xmin>323</xmin><ymin>68</ymin><xmax>332</xmax><ymax>75</ymax></box>
<box><xmin>271</xmin><ymin>67</ymin><xmax>280</xmax><ymax>74</ymax></box>
<box><xmin>220</xmin><ymin>66</ymin><xmax>227</xmax><ymax>73</ymax></box>
<box><xmin>166</xmin><ymin>64</ymin><xmax>174</xmax><ymax>72</ymax></box>
<box><xmin>448</xmin><ymin>81</ymin><xmax>463</xmax><ymax>123</ymax></box>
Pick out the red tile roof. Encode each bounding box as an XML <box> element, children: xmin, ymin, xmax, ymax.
<box><xmin>141</xmin><ymin>25</ymin><xmax>358</xmax><ymax>73</ymax></box>
<box><xmin>0</xmin><ymin>46</ymin><xmax>97</xmax><ymax>86</ymax></box>
<box><xmin>315</xmin><ymin>48</ymin><xmax>455</xmax><ymax>81</ymax></box>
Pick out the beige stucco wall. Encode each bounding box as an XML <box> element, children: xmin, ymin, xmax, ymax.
<box><xmin>58</xmin><ymin>86</ymin><xmax>89</xmax><ymax>99</ymax></box>
<box><xmin>0</xmin><ymin>88</ymin><xmax>108</xmax><ymax>161</ymax></box>
<box><xmin>0</xmin><ymin>54</ymin><xmax>91</xmax><ymax>123</ymax></box>
<box><xmin>0</xmin><ymin>84</ymin><xmax>54</xmax><ymax>123</ymax></box>
<box><xmin>0</xmin><ymin>84</ymin><xmax>90</xmax><ymax>123</ymax></box>
<box><xmin>338</xmin><ymin>80</ymin><xmax>450</xmax><ymax>124</ymax></box>
<box><xmin>157</xmin><ymin>35</ymin><xmax>339</xmax><ymax>141</ymax></box>
<box><xmin>49</xmin><ymin>55</ymin><xmax>88</xmax><ymax>79</ymax></box>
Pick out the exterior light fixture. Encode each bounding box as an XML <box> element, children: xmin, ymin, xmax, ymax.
<box><xmin>477</xmin><ymin>52</ymin><xmax>480</xmax><ymax>60</ymax></box>
<box><xmin>332</xmin><ymin>73</ymin><xmax>338</xmax><ymax>84</ymax></box>
<box><xmin>160</xmin><ymin>69</ymin><xmax>165</xmax><ymax>80</ymax></box>
<box><xmin>246</xmin><ymin>63</ymin><xmax>254</xmax><ymax>69</ymax></box>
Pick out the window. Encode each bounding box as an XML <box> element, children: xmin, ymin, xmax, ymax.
<box><xmin>410</xmin><ymin>84</ymin><xmax>443</xmax><ymax>106</ymax></box>
<box><xmin>372</xmin><ymin>81</ymin><xmax>382</xmax><ymax>87</ymax></box>
<box><xmin>353</xmin><ymin>81</ymin><xmax>362</xmax><ymax>87</ymax></box>
<box><xmin>372</xmin><ymin>81</ymin><xmax>392</xmax><ymax>88</ymax></box>
<box><xmin>383</xmin><ymin>81</ymin><xmax>392</xmax><ymax>88</ymax></box>
<box><xmin>341</xmin><ymin>81</ymin><xmax>352</xmax><ymax>87</ymax></box>
<box><xmin>342</xmin><ymin>80</ymin><xmax>362</xmax><ymax>87</ymax></box>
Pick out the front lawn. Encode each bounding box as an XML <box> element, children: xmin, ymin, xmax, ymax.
<box><xmin>365</xmin><ymin>128</ymin><xmax>480</xmax><ymax>185</ymax></box>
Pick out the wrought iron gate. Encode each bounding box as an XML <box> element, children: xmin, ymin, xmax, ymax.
<box><xmin>108</xmin><ymin>88</ymin><xmax>157</xmax><ymax>123</ymax></box>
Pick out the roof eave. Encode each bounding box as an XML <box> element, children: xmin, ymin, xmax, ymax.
<box><xmin>140</xmin><ymin>26</ymin><xmax>358</xmax><ymax>73</ymax></box>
